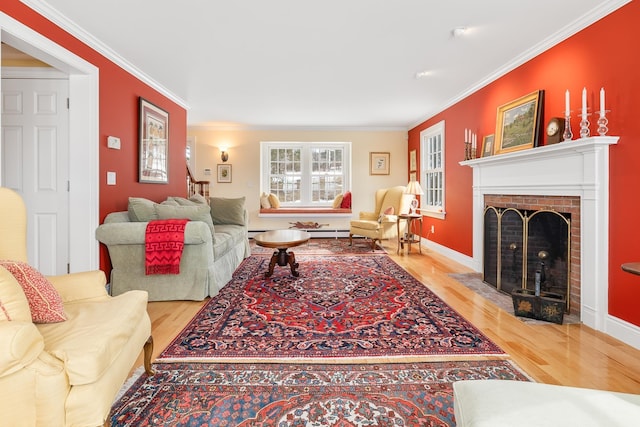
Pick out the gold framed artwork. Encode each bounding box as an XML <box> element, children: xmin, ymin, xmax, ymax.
<box><xmin>370</xmin><ymin>152</ymin><xmax>390</xmax><ymax>175</ymax></box>
<box><xmin>494</xmin><ymin>90</ymin><xmax>544</xmax><ymax>155</ymax></box>
<box><xmin>217</xmin><ymin>164</ymin><xmax>232</xmax><ymax>183</ymax></box>
<box><xmin>138</xmin><ymin>97</ymin><xmax>169</xmax><ymax>183</ymax></box>
<box><xmin>481</xmin><ymin>134</ymin><xmax>495</xmax><ymax>157</ymax></box>
<box><xmin>409</xmin><ymin>149</ymin><xmax>417</xmax><ymax>172</ymax></box>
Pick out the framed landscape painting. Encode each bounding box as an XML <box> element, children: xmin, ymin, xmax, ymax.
<box><xmin>494</xmin><ymin>90</ymin><xmax>544</xmax><ymax>155</ymax></box>
<box><xmin>139</xmin><ymin>98</ymin><xmax>169</xmax><ymax>183</ymax></box>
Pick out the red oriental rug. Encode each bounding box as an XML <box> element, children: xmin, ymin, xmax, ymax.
<box><xmin>159</xmin><ymin>254</ymin><xmax>505</xmax><ymax>362</ymax></box>
<box><xmin>109</xmin><ymin>360</ymin><xmax>530</xmax><ymax>426</ymax></box>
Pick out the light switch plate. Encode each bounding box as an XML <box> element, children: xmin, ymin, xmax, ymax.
<box><xmin>107</xmin><ymin>171</ymin><xmax>116</xmax><ymax>185</ymax></box>
<box><xmin>107</xmin><ymin>136</ymin><xmax>121</xmax><ymax>149</ymax></box>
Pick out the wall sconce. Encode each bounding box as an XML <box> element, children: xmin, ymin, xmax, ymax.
<box><xmin>220</xmin><ymin>146</ymin><xmax>229</xmax><ymax>162</ymax></box>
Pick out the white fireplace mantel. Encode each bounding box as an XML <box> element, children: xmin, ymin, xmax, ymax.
<box><xmin>461</xmin><ymin>136</ymin><xmax>618</xmax><ymax>331</ymax></box>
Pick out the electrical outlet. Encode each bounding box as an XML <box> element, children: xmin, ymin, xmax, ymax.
<box><xmin>430</xmin><ymin>225</ymin><xmax>435</xmax><ymax>233</ymax></box>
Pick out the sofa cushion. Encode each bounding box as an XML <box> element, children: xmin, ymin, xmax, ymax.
<box><xmin>332</xmin><ymin>193</ymin><xmax>344</xmax><ymax>208</ymax></box>
<box><xmin>267</xmin><ymin>193</ymin><xmax>280</xmax><ymax>209</ymax></box>
<box><xmin>154</xmin><ymin>204</ymin><xmax>215</xmax><ymax>234</ymax></box>
<box><xmin>260</xmin><ymin>193</ymin><xmax>272</xmax><ymax>209</ymax></box>
<box><xmin>0</xmin><ymin>266</ymin><xmax>32</xmax><ymax>322</ymax></box>
<box><xmin>189</xmin><ymin>193</ymin><xmax>208</xmax><ymax>204</ymax></box>
<box><xmin>349</xmin><ymin>219</ymin><xmax>381</xmax><ymax>231</ymax></box>
<box><xmin>36</xmin><ymin>290</ymin><xmax>148</xmax><ymax>386</ymax></box>
<box><xmin>0</xmin><ymin>261</ymin><xmax>66</xmax><ymax>324</ymax></box>
<box><xmin>210</xmin><ymin>197</ymin><xmax>246</xmax><ymax>226</ymax></box>
<box><xmin>128</xmin><ymin>197</ymin><xmax>159</xmax><ymax>222</ymax></box>
<box><xmin>340</xmin><ymin>191</ymin><xmax>352</xmax><ymax>209</ymax></box>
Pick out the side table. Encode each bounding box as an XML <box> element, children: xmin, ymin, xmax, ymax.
<box><xmin>397</xmin><ymin>213</ymin><xmax>422</xmax><ymax>254</ymax></box>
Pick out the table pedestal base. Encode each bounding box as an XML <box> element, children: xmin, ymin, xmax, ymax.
<box><xmin>266</xmin><ymin>248</ymin><xmax>299</xmax><ymax>277</ymax></box>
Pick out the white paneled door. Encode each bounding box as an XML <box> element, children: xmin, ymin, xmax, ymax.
<box><xmin>1</xmin><ymin>78</ymin><xmax>70</xmax><ymax>275</ymax></box>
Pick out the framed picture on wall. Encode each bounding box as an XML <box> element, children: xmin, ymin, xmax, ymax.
<box><xmin>217</xmin><ymin>164</ymin><xmax>232</xmax><ymax>183</ymax></box>
<box><xmin>139</xmin><ymin>98</ymin><xmax>169</xmax><ymax>183</ymax></box>
<box><xmin>370</xmin><ymin>152</ymin><xmax>390</xmax><ymax>175</ymax></box>
<box><xmin>409</xmin><ymin>149</ymin><xmax>417</xmax><ymax>172</ymax></box>
<box><xmin>481</xmin><ymin>134</ymin><xmax>495</xmax><ymax>157</ymax></box>
<box><xmin>494</xmin><ymin>90</ymin><xmax>544</xmax><ymax>155</ymax></box>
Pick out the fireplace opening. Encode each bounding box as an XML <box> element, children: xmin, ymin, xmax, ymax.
<box><xmin>483</xmin><ymin>206</ymin><xmax>571</xmax><ymax>310</ymax></box>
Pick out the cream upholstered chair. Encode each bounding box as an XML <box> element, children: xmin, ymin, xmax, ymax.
<box><xmin>349</xmin><ymin>186</ymin><xmax>413</xmax><ymax>249</ymax></box>
<box><xmin>0</xmin><ymin>187</ymin><xmax>153</xmax><ymax>427</ymax></box>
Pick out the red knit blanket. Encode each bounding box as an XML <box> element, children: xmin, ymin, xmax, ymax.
<box><xmin>145</xmin><ymin>219</ymin><xmax>189</xmax><ymax>275</ymax></box>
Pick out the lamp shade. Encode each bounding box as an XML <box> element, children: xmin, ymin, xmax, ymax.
<box><xmin>405</xmin><ymin>180</ymin><xmax>424</xmax><ymax>195</ymax></box>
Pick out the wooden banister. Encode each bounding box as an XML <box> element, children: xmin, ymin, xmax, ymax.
<box><xmin>186</xmin><ymin>164</ymin><xmax>210</xmax><ymax>201</ymax></box>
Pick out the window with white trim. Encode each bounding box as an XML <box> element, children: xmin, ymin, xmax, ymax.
<box><xmin>420</xmin><ymin>120</ymin><xmax>446</xmax><ymax>219</ymax></box>
<box><xmin>261</xmin><ymin>142</ymin><xmax>351</xmax><ymax>206</ymax></box>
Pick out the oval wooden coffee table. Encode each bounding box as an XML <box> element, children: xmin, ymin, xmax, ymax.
<box><xmin>253</xmin><ymin>229</ymin><xmax>310</xmax><ymax>277</ymax></box>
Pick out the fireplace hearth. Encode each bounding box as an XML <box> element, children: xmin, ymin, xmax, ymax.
<box><xmin>483</xmin><ymin>204</ymin><xmax>571</xmax><ymax>311</ymax></box>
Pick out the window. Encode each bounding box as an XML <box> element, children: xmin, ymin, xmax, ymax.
<box><xmin>420</xmin><ymin>120</ymin><xmax>445</xmax><ymax>219</ymax></box>
<box><xmin>261</xmin><ymin>142</ymin><xmax>351</xmax><ymax>206</ymax></box>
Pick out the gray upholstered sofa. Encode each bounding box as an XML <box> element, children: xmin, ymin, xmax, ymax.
<box><xmin>96</xmin><ymin>195</ymin><xmax>250</xmax><ymax>301</ymax></box>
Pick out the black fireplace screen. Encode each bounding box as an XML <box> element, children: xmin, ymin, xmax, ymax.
<box><xmin>483</xmin><ymin>206</ymin><xmax>570</xmax><ymax>309</ymax></box>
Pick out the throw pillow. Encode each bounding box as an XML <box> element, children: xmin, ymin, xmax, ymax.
<box><xmin>154</xmin><ymin>204</ymin><xmax>214</xmax><ymax>233</ymax></box>
<box><xmin>0</xmin><ymin>260</ymin><xmax>66</xmax><ymax>323</ymax></box>
<box><xmin>260</xmin><ymin>193</ymin><xmax>272</xmax><ymax>209</ymax></box>
<box><xmin>128</xmin><ymin>197</ymin><xmax>159</xmax><ymax>222</ymax></box>
<box><xmin>189</xmin><ymin>193</ymin><xmax>208</xmax><ymax>205</ymax></box>
<box><xmin>167</xmin><ymin>196</ymin><xmax>196</xmax><ymax>206</ymax></box>
<box><xmin>267</xmin><ymin>193</ymin><xmax>280</xmax><ymax>209</ymax></box>
<box><xmin>378</xmin><ymin>206</ymin><xmax>395</xmax><ymax>223</ymax></box>
<box><xmin>0</xmin><ymin>266</ymin><xmax>32</xmax><ymax>322</ymax></box>
<box><xmin>340</xmin><ymin>191</ymin><xmax>352</xmax><ymax>209</ymax></box>
<box><xmin>332</xmin><ymin>193</ymin><xmax>344</xmax><ymax>209</ymax></box>
<box><xmin>210</xmin><ymin>197</ymin><xmax>246</xmax><ymax>226</ymax></box>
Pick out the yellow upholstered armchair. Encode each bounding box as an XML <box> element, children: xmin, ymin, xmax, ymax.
<box><xmin>349</xmin><ymin>186</ymin><xmax>413</xmax><ymax>249</ymax></box>
<box><xmin>0</xmin><ymin>187</ymin><xmax>153</xmax><ymax>427</ymax></box>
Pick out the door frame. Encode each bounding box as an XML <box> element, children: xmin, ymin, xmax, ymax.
<box><xmin>1</xmin><ymin>12</ymin><xmax>99</xmax><ymax>272</ymax></box>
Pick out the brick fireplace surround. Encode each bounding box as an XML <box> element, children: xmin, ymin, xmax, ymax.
<box><xmin>484</xmin><ymin>194</ymin><xmax>580</xmax><ymax>315</ymax></box>
<box><xmin>462</xmin><ymin>136</ymin><xmax>618</xmax><ymax>332</ymax></box>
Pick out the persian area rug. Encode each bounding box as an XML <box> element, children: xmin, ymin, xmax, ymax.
<box><xmin>110</xmin><ymin>360</ymin><xmax>530</xmax><ymax>427</ymax></box>
<box><xmin>159</xmin><ymin>255</ymin><xmax>505</xmax><ymax>362</ymax></box>
<box><xmin>250</xmin><ymin>237</ymin><xmax>387</xmax><ymax>255</ymax></box>
<box><xmin>449</xmin><ymin>273</ymin><xmax>580</xmax><ymax>325</ymax></box>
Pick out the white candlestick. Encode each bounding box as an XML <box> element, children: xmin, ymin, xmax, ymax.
<box><xmin>582</xmin><ymin>87</ymin><xmax>587</xmax><ymax>118</ymax></box>
<box><xmin>565</xmin><ymin>90</ymin><xmax>570</xmax><ymax>116</ymax></box>
<box><xmin>600</xmin><ymin>87</ymin><xmax>605</xmax><ymax>118</ymax></box>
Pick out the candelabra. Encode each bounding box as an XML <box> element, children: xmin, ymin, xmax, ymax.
<box><xmin>563</xmin><ymin>115</ymin><xmax>573</xmax><ymax>142</ymax></box>
<box><xmin>579</xmin><ymin>112</ymin><xmax>590</xmax><ymax>139</ymax></box>
<box><xmin>596</xmin><ymin>110</ymin><xmax>609</xmax><ymax>136</ymax></box>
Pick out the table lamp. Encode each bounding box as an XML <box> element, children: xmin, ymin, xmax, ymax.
<box><xmin>405</xmin><ymin>180</ymin><xmax>424</xmax><ymax>214</ymax></box>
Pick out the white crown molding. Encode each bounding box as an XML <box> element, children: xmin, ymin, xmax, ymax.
<box><xmin>19</xmin><ymin>0</ymin><xmax>189</xmax><ymax>110</ymax></box>
<box><xmin>409</xmin><ymin>0</ymin><xmax>632</xmax><ymax>130</ymax></box>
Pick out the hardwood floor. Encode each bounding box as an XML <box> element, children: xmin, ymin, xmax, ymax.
<box><xmin>130</xmin><ymin>239</ymin><xmax>640</xmax><ymax>394</ymax></box>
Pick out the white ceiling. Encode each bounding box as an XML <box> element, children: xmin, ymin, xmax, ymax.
<box><xmin>23</xmin><ymin>0</ymin><xmax>627</xmax><ymax>130</ymax></box>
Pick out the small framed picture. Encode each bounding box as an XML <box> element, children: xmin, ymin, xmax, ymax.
<box><xmin>481</xmin><ymin>134</ymin><xmax>495</xmax><ymax>157</ymax></box>
<box><xmin>217</xmin><ymin>164</ymin><xmax>232</xmax><ymax>183</ymax></box>
<box><xmin>409</xmin><ymin>149</ymin><xmax>417</xmax><ymax>172</ymax></box>
<box><xmin>138</xmin><ymin>98</ymin><xmax>169</xmax><ymax>183</ymax></box>
<box><xmin>370</xmin><ymin>152</ymin><xmax>390</xmax><ymax>175</ymax></box>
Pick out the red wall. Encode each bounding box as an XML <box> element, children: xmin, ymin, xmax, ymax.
<box><xmin>409</xmin><ymin>1</ymin><xmax>640</xmax><ymax>326</ymax></box>
<box><xmin>2</xmin><ymin>1</ymin><xmax>188</xmax><ymax>272</ymax></box>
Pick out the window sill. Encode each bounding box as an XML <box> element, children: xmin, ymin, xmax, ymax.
<box><xmin>420</xmin><ymin>209</ymin><xmax>446</xmax><ymax>220</ymax></box>
<box><xmin>259</xmin><ymin>208</ymin><xmax>353</xmax><ymax>218</ymax></box>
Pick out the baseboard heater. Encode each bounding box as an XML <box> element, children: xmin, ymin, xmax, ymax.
<box><xmin>249</xmin><ymin>229</ymin><xmax>350</xmax><ymax>238</ymax></box>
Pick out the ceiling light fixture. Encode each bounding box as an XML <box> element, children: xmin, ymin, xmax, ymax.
<box><xmin>451</xmin><ymin>27</ymin><xmax>468</xmax><ymax>38</ymax></box>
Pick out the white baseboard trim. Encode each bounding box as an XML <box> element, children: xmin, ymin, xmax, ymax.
<box><xmin>605</xmin><ymin>314</ymin><xmax>640</xmax><ymax>350</ymax></box>
<box><xmin>422</xmin><ymin>238</ymin><xmax>477</xmax><ymax>271</ymax></box>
